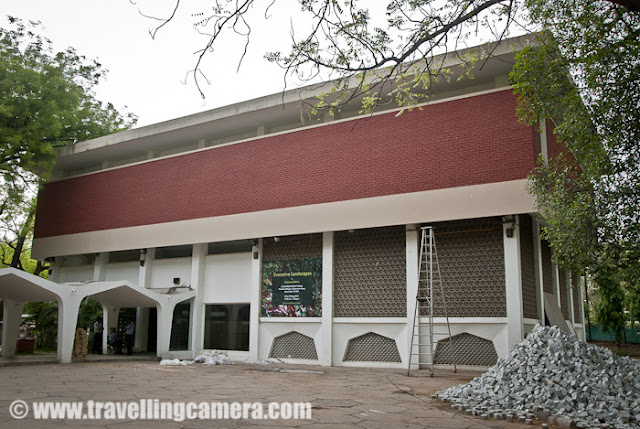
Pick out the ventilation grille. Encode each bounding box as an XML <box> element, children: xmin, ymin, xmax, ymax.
<box><xmin>263</xmin><ymin>234</ymin><xmax>322</xmax><ymax>260</ymax></box>
<box><xmin>520</xmin><ymin>214</ymin><xmax>539</xmax><ymax>320</ymax></box>
<box><xmin>541</xmin><ymin>240</ymin><xmax>554</xmax><ymax>294</ymax></box>
<box><xmin>558</xmin><ymin>269</ymin><xmax>569</xmax><ymax>319</ymax></box>
<box><xmin>428</xmin><ymin>217</ymin><xmax>506</xmax><ymax>317</ymax></box>
<box><xmin>333</xmin><ymin>226</ymin><xmax>406</xmax><ymax>318</ymax></box>
<box><xmin>269</xmin><ymin>331</ymin><xmax>318</xmax><ymax>360</ymax></box>
<box><xmin>434</xmin><ymin>332</ymin><xmax>498</xmax><ymax>366</ymax></box>
<box><xmin>343</xmin><ymin>332</ymin><xmax>401</xmax><ymax>362</ymax></box>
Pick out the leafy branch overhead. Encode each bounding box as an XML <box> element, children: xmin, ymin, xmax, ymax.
<box><xmin>134</xmin><ymin>0</ymin><xmax>524</xmax><ymax>110</ymax></box>
<box><xmin>0</xmin><ymin>16</ymin><xmax>137</xmax><ymax>272</ymax></box>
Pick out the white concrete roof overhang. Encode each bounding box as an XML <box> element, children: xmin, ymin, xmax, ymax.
<box><xmin>50</xmin><ymin>34</ymin><xmax>537</xmax><ymax>178</ymax></box>
<box><xmin>0</xmin><ymin>268</ymin><xmax>65</xmax><ymax>302</ymax></box>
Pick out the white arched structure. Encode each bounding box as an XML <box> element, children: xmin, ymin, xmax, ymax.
<box><xmin>0</xmin><ymin>268</ymin><xmax>195</xmax><ymax>363</ymax></box>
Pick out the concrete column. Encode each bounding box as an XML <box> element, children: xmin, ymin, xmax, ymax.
<box><xmin>102</xmin><ymin>303</ymin><xmax>120</xmax><ymax>353</ymax></box>
<box><xmin>135</xmin><ymin>308</ymin><xmax>149</xmax><ymax>352</ymax></box>
<box><xmin>504</xmin><ymin>216</ymin><xmax>524</xmax><ymax>354</ymax></box>
<box><xmin>568</xmin><ymin>273</ymin><xmax>576</xmax><ymax>324</ymax></box>
<box><xmin>552</xmin><ymin>263</ymin><xmax>561</xmax><ymax>307</ymax></box>
<box><xmin>540</xmin><ymin>118</ymin><xmax>549</xmax><ymax>165</ymax></box>
<box><xmin>190</xmin><ymin>243</ymin><xmax>207</xmax><ymax>357</ymax></box>
<box><xmin>1</xmin><ymin>299</ymin><xmax>25</xmax><ymax>358</ymax></box>
<box><xmin>156</xmin><ymin>300</ymin><xmax>174</xmax><ymax>358</ymax></box>
<box><xmin>248</xmin><ymin>239</ymin><xmax>262</xmax><ymax>360</ymax></box>
<box><xmin>532</xmin><ymin>218</ymin><xmax>545</xmax><ymax>323</ymax></box>
<box><xmin>49</xmin><ymin>257</ymin><xmax>63</xmax><ymax>283</ymax></box>
<box><xmin>93</xmin><ymin>252</ymin><xmax>109</xmax><ymax>282</ymax></box>
<box><xmin>320</xmin><ymin>231</ymin><xmax>334</xmax><ymax>366</ymax></box>
<box><xmin>406</xmin><ymin>225</ymin><xmax>419</xmax><ymax>368</ymax></box>
<box><xmin>138</xmin><ymin>248</ymin><xmax>154</xmax><ymax>289</ymax></box>
<box><xmin>57</xmin><ymin>293</ymin><xmax>82</xmax><ymax>363</ymax></box>
<box><xmin>577</xmin><ymin>275</ymin><xmax>586</xmax><ymax>339</ymax></box>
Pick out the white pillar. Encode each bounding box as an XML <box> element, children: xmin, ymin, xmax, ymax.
<box><xmin>49</xmin><ymin>257</ymin><xmax>63</xmax><ymax>283</ymax></box>
<box><xmin>248</xmin><ymin>239</ymin><xmax>262</xmax><ymax>360</ymax></box>
<box><xmin>320</xmin><ymin>231</ymin><xmax>334</xmax><ymax>366</ymax></box>
<box><xmin>1</xmin><ymin>299</ymin><xmax>25</xmax><ymax>358</ymax></box>
<box><xmin>135</xmin><ymin>307</ymin><xmax>149</xmax><ymax>352</ymax></box>
<box><xmin>568</xmin><ymin>273</ymin><xmax>576</xmax><ymax>324</ymax></box>
<box><xmin>156</xmin><ymin>299</ymin><xmax>175</xmax><ymax>358</ymax></box>
<box><xmin>102</xmin><ymin>303</ymin><xmax>120</xmax><ymax>353</ymax></box>
<box><xmin>532</xmin><ymin>218</ymin><xmax>545</xmax><ymax>323</ymax></box>
<box><xmin>504</xmin><ymin>216</ymin><xmax>524</xmax><ymax>354</ymax></box>
<box><xmin>138</xmin><ymin>248</ymin><xmax>154</xmax><ymax>289</ymax></box>
<box><xmin>553</xmin><ymin>263</ymin><xmax>561</xmax><ymax>307</ymax></box>
<box><xmin>93</xmin><ymin>252</ymin><xmax>109</xmax><ymax>282</ymax></box>
<box><xmin>406</xmin><ymin>225</ymin><xmax>419</xmax><ymax>368</ymax></box>
<box><xmin>190</xmin><ymin>243</ymin><xmax>207</xmax><ymax>357</ymax></box>
<box><xmin>58</xmin><ymin>293</ymin><xmax>82</xmax><ymax>363</ymax></box>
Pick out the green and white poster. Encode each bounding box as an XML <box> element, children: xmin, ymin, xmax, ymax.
<box><xmin>262</xmin><ymin>258</ymin><xmax>322</xmax><ymax>317</ymax></box>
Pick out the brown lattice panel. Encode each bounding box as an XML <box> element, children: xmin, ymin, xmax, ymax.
<box><xmin>269</xmin><ymin>331</ymin><xmax>318</xmax><ymax>360</ymax></box>
<box><xmin>343</xmin><ymin>332</ymin><xmax>401</xmax><ymax>362</ymax></box>
<box><xmin>520</xmin><ymin>214</ymin><xmax>539</xmax><ymax>319</ymax></box>
<box><xmin>333</xmin><ymin>226</ymin><xmax>406</xmax><ymax>318</ymax></box>
<box><xmin>427</xmin><ymin>217</ymin><xmax>506</xmax><ymax>318</ymax></box>
<box><xmin>434</xmin><ymin>332</ymin><xmax>498</xmax><ymax>366</ymax></box>
<box><xmin>263</xmin><ymin>234</ymin><xmax>322</xmax><ymax>261</ymax></box>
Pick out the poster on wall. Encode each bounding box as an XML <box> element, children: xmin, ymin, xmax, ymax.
<box><xmin>262</xmin><ymin>258</ymin><xmax>322</xmax><ymax>317</ymax></box>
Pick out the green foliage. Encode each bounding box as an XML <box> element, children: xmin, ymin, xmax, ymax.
<box><xmin>23</xmin><ymin>301</ymin><xmax>57</xmax><ymax>350</ymax></box>
<box><xmin>512</xmin><ymin>1</ymin><xmax>640</xmax><ymax>338</ymax></box>
<box><xmin>0</xmin><ymin>16</ymin><xmax>137</xmax><ymax>183</ymax></box>
<box><xmin>0</xmin><ymin>16</ymin><xmax>137</xmax><ymax>274</ymax></box>
<box><xmin>593</xmin><ymin>268</ymin><xmax>626</xmax><ymax>345</ymax></box>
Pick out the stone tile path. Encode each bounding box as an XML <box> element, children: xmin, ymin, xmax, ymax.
<box><xmin>0</xmin><ymin>362</ymin><xmax>533</xmax><ymax>428</ymax></box>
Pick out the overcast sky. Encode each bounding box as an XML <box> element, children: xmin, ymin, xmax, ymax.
<box><xmin>4</xmin><ymin>0</ymin><xmax>302</xmax><ymax>127</ymax></box>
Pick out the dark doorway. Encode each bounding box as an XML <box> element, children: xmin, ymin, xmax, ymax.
<box><xmin>147</xmin><ymin>308</ymin><xmax>157</xmax><ymax>353</ymax></box>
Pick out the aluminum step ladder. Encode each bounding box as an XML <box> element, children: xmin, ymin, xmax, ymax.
<box><xmin>408</xmin><ymin>226</ymin><xmax>457</xmax><ymax>376</ymax></box>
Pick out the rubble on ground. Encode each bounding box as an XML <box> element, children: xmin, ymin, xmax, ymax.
<box><xmin>159</xmin><ymin>350</ymin><xmax>233</xmax><ymax>366</ymax></box>
<box><xmin>437</xmin><ymin>325</ymin><xmax>640</xmax><ymax>428</ymax></box>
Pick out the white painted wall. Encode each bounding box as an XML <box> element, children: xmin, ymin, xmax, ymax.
<box><xmin>57</xmin><ymin>265</ymin><xmax>94</xmax><ymax>283</ymax></box>
<box><xmin>202</xmin><ymin>252</ymin><xmax>252</xmax><ymax>303</ymax></box>
<box><xmin>105</xmin><ymin>262</ymin><xmax>139</xmax><ymax>284</ymax></box>
<box><xmin>150</xmin><ymin>258</ymin><xmax>192</xmax><ymax>289</ymax></box>
<box><xmin>258</xmin><ymin>319</ymin><xmax>322</xmax><ymax>363</ymax></box>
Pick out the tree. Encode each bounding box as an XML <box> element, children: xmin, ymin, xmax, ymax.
<box><xmin>511</xmin><ymin>1</ymin><xmax>640</xmax><ymax>343</ymax></box>
<box><xmin>0</xmin><ymin>16</ymin><xmax>137</xmax><ymax>273</ymax></box>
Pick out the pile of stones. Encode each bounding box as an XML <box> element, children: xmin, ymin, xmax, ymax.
<box><xmin>437</xmin><ymin>325</ymin><xmax>640</xmax><ymax>428</ymax></box>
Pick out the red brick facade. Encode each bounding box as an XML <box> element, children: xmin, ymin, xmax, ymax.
<box><xmin>35</xmin><ymin>89</ymin><xmax>537</xmax><ymax>238</ymax></box>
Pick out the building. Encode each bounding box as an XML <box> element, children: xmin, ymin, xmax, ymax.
<box><xmin>0</xmin><ymin>34</ymin><xmax>585</xmax><ymax>366</ymax></box>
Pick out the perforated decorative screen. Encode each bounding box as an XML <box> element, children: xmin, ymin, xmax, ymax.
<box><xmin>519</xmin><ymin>215</ymin><xmax>538</xmax><ymax>320</ymax></box>
<box><xmin>269</xmin><ymin>331</ymin><xmax>318</xmax><ymax>360</ymax></box>
<box><xmin>558</xmin><ymin>269</ymin><xmax>569</xmax><ymax>319</ymax></box>
<box><xmin>428</xmin><ymin>217</ymin><xmax>506</xmax><ymax>318</ymax></box>
<box><xmin>333</xmin><ymin>226</ymin><xmax>406</xmax><ymax>318</ymax></box>
<box><xmin>434</xmin><ymin>332</ymin><xmax>498</xmax><ymax>366</ymax></box>
<box><xmin>343</xmin><ymin>332</ymin><xmax>401</xmax><ymax>362</ymax></box>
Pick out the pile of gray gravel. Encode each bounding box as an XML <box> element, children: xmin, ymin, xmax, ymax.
<box><xmin>437</xmin><ymin>325</ymin><xmax>640</xmax><ymax>428</ymax></box>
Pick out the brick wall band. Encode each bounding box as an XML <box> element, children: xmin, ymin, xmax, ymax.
<box><xmin>35</xmin><ymin>90</ymin><xmax>536</xmax><ymax>239</ymax></box>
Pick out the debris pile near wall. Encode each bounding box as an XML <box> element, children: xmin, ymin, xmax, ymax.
<box><xmin>437</xmin><ymin>325</ymin><xmax>640</xmax><ymax>428</ymax></box>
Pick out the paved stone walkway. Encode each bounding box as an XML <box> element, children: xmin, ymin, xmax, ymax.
<box><xmin>0</xmin><ymin>361</ymin><xmax>532</xmax><ymax>428</ymax></box>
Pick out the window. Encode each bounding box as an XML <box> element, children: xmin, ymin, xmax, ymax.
<box><xmin>203</xmin><ymin>304</ymin><xmax>250</xmax><ymax>351</ymax></box>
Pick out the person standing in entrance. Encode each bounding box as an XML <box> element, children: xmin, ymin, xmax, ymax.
<box><xmin>125</xmin><ymin>319</ymin><xmax>135</xmax><ymax>355</ymax></box>
<box><xmin>93</xmin><ymin>317</ymin><xmax>103</xmax><ymax>354</ymax></box>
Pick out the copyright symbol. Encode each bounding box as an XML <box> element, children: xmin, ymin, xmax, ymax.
<box><xmin>9</xmin><ymin>400</ymin><xmax>29</xmax><ymax>419</ymax></box>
